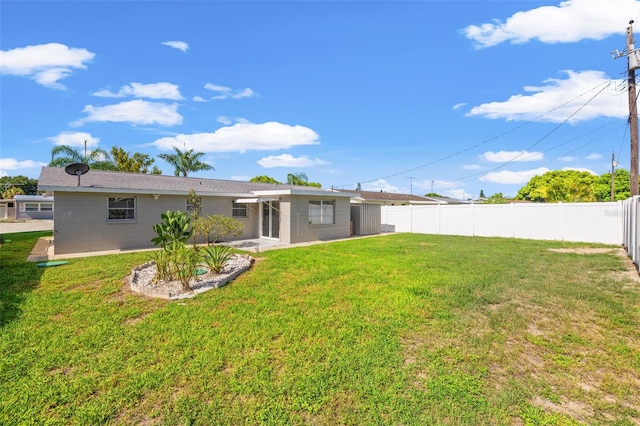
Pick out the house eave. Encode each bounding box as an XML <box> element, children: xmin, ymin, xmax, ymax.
<box><xmin>252</xmin><ymin>189</ymin><xmax>355</xmax><ymax>198</ymax></box>
<box><xmin>38</xmin><ymin>185</ymin><xmax>254</xmax><ymax>198</ymax></box>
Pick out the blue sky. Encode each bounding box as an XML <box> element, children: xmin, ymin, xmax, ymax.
<box><xmin>1</xmin><ymin>0</ymin><xmax>639</xmax><ymax>199</ymax></box>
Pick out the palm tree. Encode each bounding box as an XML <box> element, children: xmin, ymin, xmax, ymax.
<box><xmin>49</xmin><ymin>141</ymin><xmax>116</xmax><ymax>170</ymax></box>
<box><xmin>157</xmin><ymin>147</ymin><xmax>214</xmax><ymax>177</ymax></box>
<box><xmin>286</xmin><ymin>172</ymin><xmax>309</xmax><ymax>186</ymax></box>
<box><xmin>286</xmin><ymin>172</ymin><xmax>322</xmax><ymax>188</ymax></box>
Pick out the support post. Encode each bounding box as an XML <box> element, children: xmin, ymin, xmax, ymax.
<box><xmin>628</xmin><ymin>23</ymin><xmax>639</xmax><ymax>196</ymax></box>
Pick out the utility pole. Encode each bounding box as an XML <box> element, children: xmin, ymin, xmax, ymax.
<box><xmin>407</xmin><ymin>177</ymin><xmax>415</xmax><ymax>195</ymax></box>
<box><xmin>628</xmin><ymin>21</ymin><xmax>639</xmax><ymax>196</ymax></box>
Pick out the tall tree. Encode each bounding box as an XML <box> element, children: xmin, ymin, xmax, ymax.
<box><xmin>249</xmin><ymin>175</ymin><xmax>281</xmax><ymax>184</ymax></box>
<box><xmin>516</xmin><ymin>170</ymin><xmax>597</xmax><ymax>202</ymax></box>
<box><xmin>49</xmin><ymin>141</ymin><xmax>116</xmax><ymax>170</ymax></box>
<box><xmin>483</xmin><ymin>192</ymin><xmax>510</xmax><ymax>204</ymax></box>
<box><xmin>2</xmin><ymin>186</ymin><xmax>24</xmax><ymax>199</ymax></box>
<box><xmin>157</xmin><ymin>147</ymin><xmax>213</xmax><ymax>177</ymax></box>
<box><xmin>286</xmin><ymin>172</ymin><xmax>321</xmax><ymax>188</ymax></box>
<box><xmin>0</xmin><ymin>175</ymin><xmax>39</xmax><ymax>195</ymax></box>
<box><xmin>111</xmin><ymin>146</ymin><xmax>162</xmax><ymax>174</ymax></box>
<box><xmin>594</xmin><ymin>168</ymin><xmax>631</xmax><ymax>201</ymax></box>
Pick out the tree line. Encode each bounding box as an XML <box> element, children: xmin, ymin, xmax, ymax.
<box><xmin>1</xmin><ymin>144</ymin><xmax>323</xmax><ymax>199</ymax></box>
<box><xmin>49</xmin><ymin>143</ymin><xmax>213</xmax><ymax>177</ymax></box>
<box><xmin>469</xmin><ymin>169</ymin><xmax>631</xmax><ymax>204</ymax></box>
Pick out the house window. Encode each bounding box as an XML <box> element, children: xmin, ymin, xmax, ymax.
<box><xmin>19</xmin><ymin>202</ymin><xmax>53</xmax><ymax>212</ymax></box>
<box><xmin>108</xmin><ymin>197</ymin><xmax>136</xmax><ymax>221</ymax></box>
<box><xmin>309</xmin><ymin>200</ymin><xmax>334</xmax><ymax>225</ymax></box>
<box><xmin>232</xmin><ymin>202</ymin><xmax>248</xmax><ymax>218</ymax></box>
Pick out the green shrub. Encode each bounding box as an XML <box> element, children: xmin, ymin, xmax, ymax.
<box><xmin>172</xmin><ymin>244</ymin><xmax>200</xmax><ymax>291</ymax></box>
<box><xmin>150</xmin><ymin>248</ymin><xmax>173</xmax><ymax>282</ymax></box>
<box><xmin>151</xmin><ymin>210</ymin><xmax>193</xmax><ymax>248</ymax></box>
<box><xmin>192</xmin><ymin>215</ymin><xmax>244</xmax><ymax>245</ymax></box>
<box><xmin>200</xmin><ymin>245</ymin><xmax>233</xmax><ymax>274</ymax></box>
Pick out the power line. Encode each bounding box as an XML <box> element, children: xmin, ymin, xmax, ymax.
<box><xmin>334</xmin><ymin>79</ymin><xmax>614</xmax><ymax>189</ymax></box>
<box><xmin>455</xmin><ymin>81</ymin><xmax>613</xmax><ymax>184</ymax></box>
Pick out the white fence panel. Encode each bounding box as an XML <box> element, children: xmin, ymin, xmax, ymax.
<box><xmin>561</xmin><ymin>202</ymin><xmax>622</xmax><ymax>244</ymax></box>
<box><xmin>439</xmin><ymin>205</ymin><xmax>474</xmax><ymax>236</ymax></box>
<box><xmin>381</xmin><ymin>205</ymin><xmax>411</xmax><ymax>233</ymax></box>
<box><xmin>381</xmin><ymin>201</ymin><xmax>624</xmax><ymax>245</ymax></box>
<box><xmin>473</xmin><ymin>204</ymin><xmax>514</xmax><ymax>238</ymax></box>
<box><xmin>411</xmin><ymin>205</ymin><xmax>441</xmax><ymax>234</ymax></box>
<box><xmin>513</xmin><ymin>203</ymin><xmax>563</xmax><ymax>241</ymax></box>
<box><xmin>623</xmin><ymin>196</ymin><xmax>640</xmax><ymax>266</ymax></box>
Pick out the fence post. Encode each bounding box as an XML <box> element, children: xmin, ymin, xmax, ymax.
<box><xmin>631</xmin><ymin>195</ymin><xmax>640</xmax><ymax>266</ymax></box>
<box><xmin>511</xmin><ymin>202</ymin><xmax>515</xmax><ymax>238</ymax></box>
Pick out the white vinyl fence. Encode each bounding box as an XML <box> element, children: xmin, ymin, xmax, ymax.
<box><xmin>381</xmin><ymin>202</ymin><xmax>624</xmax><ymax>245</ymax></box>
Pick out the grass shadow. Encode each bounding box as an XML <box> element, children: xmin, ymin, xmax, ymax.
<box><xmin>0</xmin><ymin>231</ymin><xmax>50</xmax><ymax>328</ymax></box>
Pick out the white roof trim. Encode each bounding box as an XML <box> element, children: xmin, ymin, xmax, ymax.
<box><xmin>252</xmin><ymin>189</ymin><xmax>353</xmax><ymax>198</ymax></box>
<box><xmin>234</xmin><ymin>197</ymin><xmax>280</xmax><ymax>203</ymax></box>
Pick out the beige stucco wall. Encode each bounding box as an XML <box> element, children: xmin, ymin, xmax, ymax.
<box><xmin>286</xmin><ymin>196</ymin><xmax>351</xmax><ymax>244</ymax></box>
<box><xmin>52</xmin><ymin>192</ymin><xmax>259</xmax><ymax>255</ymax></box>
<box><xmin>52</xmin><ymin>191</ymin><xmax>352</xmax><ymax>255</ymax></box>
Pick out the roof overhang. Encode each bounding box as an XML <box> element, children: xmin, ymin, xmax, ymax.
<box><xmin>252</xmin><ymin>189</ymin><xmax>356</xmax><ymax>198</ymax></box>
<box><xmin>234</xmin><ymin>197</ymin><xmax>280</xmax><ymax>203</ymax></box>
<box><xmin>37</xmin><ymin>185</ymin><xmax>254</xmax><ymax>198</ymax></box>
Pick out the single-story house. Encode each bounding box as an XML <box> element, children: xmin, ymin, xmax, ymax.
<box><xmin>38</xmin><ymin>167</ymin><xmax>360</xmax><ymax>256</ymax></box>
<box><xmin>346</xmin><ymin>190</ymin><xmax>446</xmax><ymax>206</ymax></box>
<box><xmin>0</xmin><ymin>195</ymin><xmax>54</xmax><ymax>220</ymax></box>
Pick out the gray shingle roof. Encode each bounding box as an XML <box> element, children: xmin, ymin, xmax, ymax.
<box><xmin>340</xmin><ymin>190</ymin><xmax>443</xmax><ymax>204</ymax></box>
<box><xmin>38</xmin><ymin>167</ymin><xmax>343</xmax><ymax>197</ymax></box>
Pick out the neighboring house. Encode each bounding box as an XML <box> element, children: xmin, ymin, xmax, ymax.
<box><xmin>340</xmin><ymin>190</ymin><xmax>443</xmax><ymax>236</ymax></box>
<box><xmin>0</xmin><ymin>195</ymin><xmax>54</xmax><ymax>220</ymax></box>
<box><xmin>38</xmin><ymin>167</ymin><xmax>359</xmax><ymax>256</ymax></box>
<box><xmin>345</xmin><ymin>190</ymin><xmax>445</xmax><ymax>206</ymax></box>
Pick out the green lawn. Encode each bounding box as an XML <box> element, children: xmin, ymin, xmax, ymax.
<box><xmin>1</xmin><ymin>232</ymin><xmax>639</xmax><ymax>425</ymax></box>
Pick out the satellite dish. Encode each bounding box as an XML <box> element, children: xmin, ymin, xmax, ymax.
<box><xmin>64</xmin><ymin>163</ymin><xmax>90</xmax><ymax>187</ymax></box>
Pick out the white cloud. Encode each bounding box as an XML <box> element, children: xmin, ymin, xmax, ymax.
<box><xmin>483</xmin><ymin>150</ymin><xmax>543</xmax><ymax>162</ymax></box>
<box><xmin>257</xmin><ymin>154</ymin><xmax>329</xmax><ymax>168</ymax></box>
<box><xmin>462</xmin><ymin>164</ymin><xmax>483</xmax><ymax>170</ymax></box>
<box><xmin>467</xmin><ymin>71</ymin><xmax>622</xmax><ymax>124</ymax></box>
<box><xmin>0</xmin><ymin>158</ymin><xmax>47</xmax><ymax>174</ymax></box>
<box><xmin>47</xmin><ymin>132</ymin><xmax>100</xmax><ymax>148</ymax></box>
<box><xmin>192</xmin><ymin>96</ymin><xmax>206</xmax><ymax>102</ymax></box>
<box><xmin>0</xmin><ymin>43</ymin><xmax>94</xmax><ymax>89</ymax></box>
<box><xmin>232</xmin><ymin>88</ymin><xmax>256</xmax><ymax>99</ymax></box>
<box><xmin>446</xmin><ymin>189</ymin><xmax>468</xmax><ymax>200</ymax></box>
<box><xmin>162</xmin><ymin>41</ymin><xmax>189</xmax><ymax>52</ymax></box>
<box><xmin>203</xmin><ymin>83</ymin><xmax>257</xmax><ymax>100</ymax></box>
<box><xmin>586</xmin><ymin>153</ymin><xmax>603</xmax><ymax>160</ymax></box>
<box><xmin>93</xmin><ymin>82</ymin><xmax>183</xmax><ymax>100</ymax></box>
<box><xmin>363</xmin><ymin>179</ymin><xmax>400</xmax><ymax>193</ymax></box>
<box><xmin>230</xmin><ymin>175</ymin><xmax>250</xmax><ymax>181</ymax></box>
<box><xmin>72</xmin><ymin>100</ymin><xmax>183</xmax><ymax>126</ymax></box>
<box><xmin>150</xmin><ymin>121</ymin><xmax>320</xmax><ymax>153</ymax></box>
<box><xmin>557</xmin><ymin>156</ymin><xmax>576</xmax><ymax>162</ymax></box>
<box><xmin>480</xmin><ymin>167</ymin><xmax>550</xmax><ymax>184</ymax></box>
<box><xmin>452</xmin><ymin>103</ymin><xmax>467</xmax><ymax>110</ymax></box>
<box><xmin>414</xmin><ymin>179</ymin><xmax>460</xmax><ymax>191</ymax></box>
<box><xmin>217</xmin><ymin>116</ymin><xmax>233</xmax><ymax>125</ymax></box>
<box><xmin>462</xmin><ymin>0</ymin><xmax>637</xmax><ymax>48</ymax></box>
